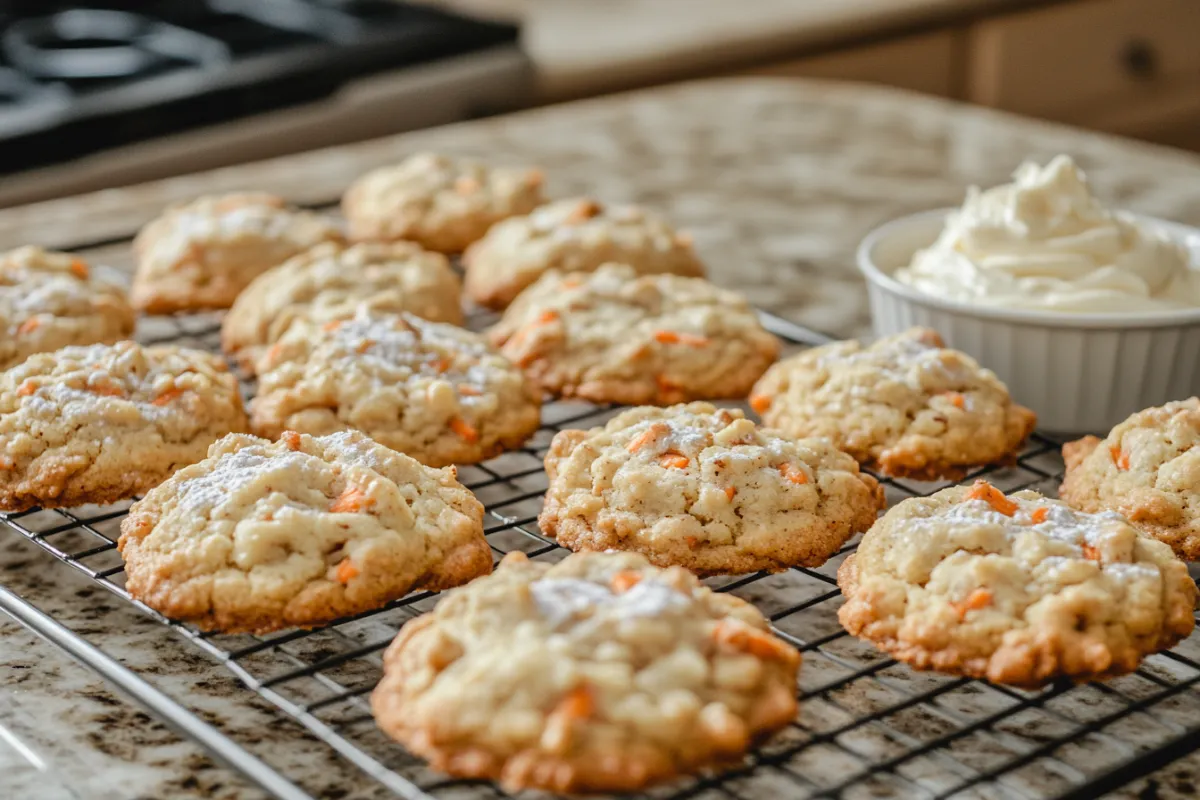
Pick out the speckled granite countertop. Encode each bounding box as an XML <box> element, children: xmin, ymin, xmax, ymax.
<box><xmin>2</xmin><ymin>78</ymin><xmax>1200</xmax><ymax>799</ymax></box>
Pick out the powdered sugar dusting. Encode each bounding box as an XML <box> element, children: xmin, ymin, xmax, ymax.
<box><xmin>531</xmin><ymin>577</ymin><xmax>692</xmax><ymax>630</ymax></box>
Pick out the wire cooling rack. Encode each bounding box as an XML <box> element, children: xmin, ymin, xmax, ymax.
<box><xmin>3</xmin><ymin>308</ymin><xmax>1200</xmax><ymax>800</ymax></box>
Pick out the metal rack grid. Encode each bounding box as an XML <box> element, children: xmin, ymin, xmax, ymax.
<box><xmin>3</xmin><ymin>309</ymin><xmax>1200</xmax><ymax>800</ymax></box>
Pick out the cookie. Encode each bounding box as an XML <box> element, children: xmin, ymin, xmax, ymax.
<box><xmin>750</xmin><ymin>328</ymin><xmax>1036</xmax><ymax>480</ymax></box>
<box><xmin>118</xmin><ymin>430</ymin><xmax>490</xmax><ymax>633</ymax></box>
<box><xmin>371</xmin><ymin>549</ymin><xmax>799</xmax><ymax>793</ymax></box>
<box><xmin>342</xmin><ymin>152</ymin><xmax>545</xmax><ymax>253</ymax></box>
<box><xmin>463</xmin><ymin>197</ymin><xmax>705</xmax><ymax>310</ymax></box>
<box><xmin>0</xmin><ymin>246</ymin><xmax>135</xmax><ymax>370</ymax></box>
<box><xmin>0</xmin><ymin>342</ymin><xmax>248</xmax><ymax>512</ymax></box>
<box><xmin>221</xmin><ymin>241</ymin><xmax>464</xmax><ymax>372</ymax></box>
<box><xmin>489</xmin><ymin>264</ymin><xmax>780</xmax><ymax>405</ymax></box>
<box><xmin>131</xmin><ymin>192</ymin><xmax>343</xmax><ymax>314</ymax></box>
<box><xmin>1060</xmin><ymin>398</ymin><xmax>1200</xmax><ymax>560</ymax></box>
<box><xmin>540</xmin><ymin>403</ymin><xmax>884</xmax><ymax>575</ymax></box>
<box><xmin>838</xmin><ymin>481</ymin><xmax>1195</xmax><ymax>687</ymax></box>
<box><xmin>251</xmin><ymin>309</ymin><xmax>541</xmax><ymax>467</ymax></box>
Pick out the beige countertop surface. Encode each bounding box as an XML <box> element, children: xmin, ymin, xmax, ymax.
<box><xmin>3</xmin><ymin>77</ymin><xmax>1200</xmax><ymax>798</ymax></box>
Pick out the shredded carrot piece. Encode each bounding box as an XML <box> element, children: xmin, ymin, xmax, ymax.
<box><xmin>626</xmin><ymin>423</ymin><xmax>667</xmax><ymax>453</ymax></box>
<box><xmin>89</xmin><ymin>384</ymin><xmax>125</xmax><ymax>398</ymax></box>
<box><xmin>724</xmin><ymin>486</ymin><xmax>736</xmax><ymax>501</ymax></box>
<box><xmin>449</xmin><ymin>417</ymin><xmax>478</xmax><ymax>442</ymax></box>
<box><xmin>654</xmin><ymin>330</ymin><xmax>709</xmax><ymax>347</ymax></box>
<box><xmin>16</xmin><ymin>318</ymin><xmax>39</xmax><ymax>335</ymax></box>
<box><xmin>565</xmin><ymin>200</ymin><xmax>601</xmax><ymax>223</ymax></box>
<box><xmin>458</xmin><ymin>384</ymin><xmax>482</xmax><ymax>396</ymax></box>
<box><xmin>778</xmin><ymin>463</ymin><xmax>808</xmax><ymax>485</ymax></box>
<box><xmin>561</xmin><ymin>279</ymin><xmax>580</xmax><ymax>289</ymax></box>
<box><xmin>1081</xmin><ymin>543</ymin><xmax>1101</xmax><ymax>561</ymax></box>
<box><xmin>152</xmin><ymin>388</ymin><xmax>184</xmax><ymax>406</ymax></box>
<box><xmin>1109</xmin><ymin>445</ymin><xmax>1130</xmax><ymax>471</ymax></box>
<box><xmin>330</xmin><ymin>487</ymin><xmax>372</xmax><ymax>513</ymax></box>
<box><xmin>356</xmin><ymin>339</ymin><xmax>374</xmax><ymax>354</ymax></box>
<box><xmin>431</xmin><ymin>357</ymin><xmax>452</xmax><ymax>373</ymax></box>
<box><xmin>322</xmin><ymin>320</ymin><xmax>343</xmax><ymax>332</ymax></box>
<box><xmin>953</xmin><ymin>588</ymin><xmax>993</xmax><ymax>620</ymax></box>
<box><xmin>265</xmin><ymin>343</ymin><xmax>283</xmax><ymax>364</ymax></box>
<box><xmin>610</xmin><ymin>571</ymin><xmax>642</xmax><ymax>593</ymax></box>
<box><xmin>455</xmin><ymin>176</ymin><xmax>481</xmax><ymax>195</ymax></box>
<box><xmin>965</xmin><ymin>481</ymin><xmax>1018</xmax><ymax>516</ymax></box>
<box><xmin>712</xmin><ymin>620</ymin><xmax>798</xmax><ymax>664</ymax></box>
<box><xmin>16</xmin><ymin>381</ymin><xmax>35</xmax><ymax>397</ymax></box>
<box><xmin>535</xmin><ymin>310</ymin><xmax>559</xmax><ymax>325</ymax></box>
<box><xmin>659</xmin><ymin>452</ymin><xmax>689</xmax><ymax>470</ymax></box>
<box><xmin>552</xmin><ymin>685</ymin><xmax>594</xmax><ymax>721</ymax></box>
<box><xmin>944</xmin><ymin>391</ymin><xmax>965</xmax><ymax>409</ymax></box>
<box><xmin>1030</xmin><ymin>507</ymin><xmax>1049</xmax><ymax>524</ymax></box>
<box><xmin>656</xmin><ymin>375</ymin><xmax>682</xmax><ymax>394</ymax></box>
<box><xmin>69</xmin><ymin>259</ymin><xmax>89</xmax><ymax>279</ymax></box>
<box><xmin>282</xmin><ymin>431</ymin><xmax>302</xmax><ymax>451</ymax></box>
<box><xmin>684</xmin><ymin>536</ymin><xmax>699</xmax><ymax>549</ymax></box>
<box><xmin>749</xmin><ymin>394</ymin><xmax>771</xmax><ymax>414</ymax></box>
<box><xmin>336</xmin><ymin>559</ymin><xmax>359</xmax><ymax>583</ymax></box>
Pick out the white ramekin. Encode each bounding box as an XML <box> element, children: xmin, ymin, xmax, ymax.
<box><xmin>857</xmin><ymin>209</ymin><xmax>1200</xmax><ymax>433</ymax></box>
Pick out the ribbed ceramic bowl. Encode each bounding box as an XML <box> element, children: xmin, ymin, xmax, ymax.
<box><xmin>857</xmin><ymin>209</ymin><xmax>1200</xmax><ymax>433</ymax></box>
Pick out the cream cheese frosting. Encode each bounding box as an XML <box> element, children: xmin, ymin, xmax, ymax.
<box><xmin>896</xmin><ymin>155</ymin><xmax>1200</xmax><ymax>313</ymax></box>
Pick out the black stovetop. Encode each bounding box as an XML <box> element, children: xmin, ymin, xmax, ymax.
<box><xmin>0</xmin><ymin>1</ymin><xmax>517</xmax><ymax>173</ymax></box>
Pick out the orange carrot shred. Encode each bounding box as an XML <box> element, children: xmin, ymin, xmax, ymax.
<box><xmin>654</xmin><ymin>330</ymin><xmax>709</xmax><ymax>347</ymax></box>
<box><xmin>322</xmin><ymin>320</ymin><xmax>343</xmax><ymax>332</ymax></box>
<box><xmin>455</xmin><ymin>176</ymin><xmax>481</xmax><ymax>195</ymax></box>
<box><xmin>69</xmin><ymin>259</ymin><xmax>89</xmax><ymax>279</ymax></box>
<box><xmin>626</xmin><ymin>424</ymin><xmax>666</xmax><ymax>453</ymax></box>
<box><xmin>1081</xmin><ymin>543</ymin><xmax>1101</xmax><ymax>561</ymax></box>
<box><xmin>610</xmin><ymin>571</ymin><xmax>642</xmax><ymax>593</ymax></box>
<box><xmin>153</xmin><ymin>388</ymin><xmax>184</xmax><ymax>406</ymax></box>
<box><xmin>953</xmin><ymin>588</ymin><xmax>993</xmax><ymax>619</ymax></box>
<box><xmin>16</xmin><ymin>318</ymin><xmax>39</xmax><ymax>335</ymax></box>
<box><xmin>1109</xmin><ymin>445</ymin><xmax>1130</xmax><ymax>471</ymax></box>
<box><xmin>336</xmin><ymin>560</ymin><xmax>359</xmax><ymax>583</ymax></box>
<box><xmin>566</xmin><ymin>200</ymin><xmax>601</xmax><ymax>223</ymax></box>
<box><xmin>89</xmin><ymin>384</ymin><xmax>125</xmax><ymax>398</ymax></box>
<box><xmin>330</xmin><ymin>487</ymin><xmax>372</xmax><ymax>513</ymax></box>
<box><xmin>458</xmin><ymin>384</ymin><xmax>482</xmax><ymax>396</ymax></box>
<box><xmin>684</xmin><ymin>536</ymin><xmax>699</xmax><ymax>549</ymax></box>
<box><xmin>553</xmin><ymin>685</ymin><xmax>594</xmax><ymax>721</ymax></box>
<box><xmin>712</xmin><ymin>620</ymin><xmax>798</xmax><ymax>665</ymax></box>
<box><xmin>659</xmin><ymin>452</ymin><xmax>689</xmax><ymax>470</ymax></box>
<box><xmin>432</xmin><ymin>357</ymin><xmax>452</xmax><ymax>374</ymax></box>
<box><xmin>449</xmin><ymin>417</ymin><xmax>478</xmax><ymax>442</ymax></box>
<box><xmin>265</xmin><ymin>343</ymin><xmax>283</xmax><ymax>363</ymax></box>
<box><xmin>16</xmin><ymin>381</ymin><xmax>35</xmax><ymax>397</ymax></box>
<box><xmin>536</xmin><ymin>310</ymin><xmax>559</xmax><ymax>325</ymax></box>
<box><xmin>724</xmin><ymin>486</ymin><xmax>736</xmax><ymax>501</ymax></box>
<box><xmin>356</xmin><ymin>339</ymin><xmax>374</xmax><ymax>354</ymax></box>
<box><xmin>965</xmin><ymin>480</ymin><xmax>1018</xmax><ymax>516</ymax></box>
<box><xmin>778</xmin><ymin>463</ymin><xmax>808</xmax><ymax>485</ymax></box>
<box><xmin>282</xmin><ymin>431</ymin><xmax>302</xmax><ymax>451</ymax></box>
<box><xmin>944</xmin><ymin>391</ymin><xmax>965</xmax><ymax>409</ymax></box>
<box><xmin>1030</xmin><ymin>507</ymin><xmax>1049</xmax><ymax>524</ymax></box>
<box><xmin>749</xmin><ymin>394</ymin><xmax>771</xmax><ymax>414</ymax></box>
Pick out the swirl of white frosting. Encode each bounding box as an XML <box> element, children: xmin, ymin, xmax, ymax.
<box><xmin>896</xmin><ymin>155</ymin><xmax>1200</xmax><ymax>312</ymax></box>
